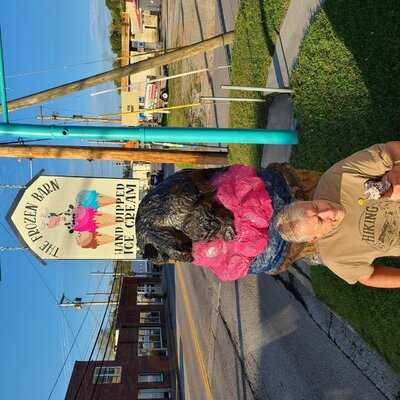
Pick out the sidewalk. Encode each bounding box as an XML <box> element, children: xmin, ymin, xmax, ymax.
<box><xmin>261</xmin><ymin>1</ymin><xmax>400</xmax><ymax>398</ymax></box>
<box><xmin>262</xmin><ymin>0</ymin><xmax>324</xmax><ymax>167</ymax></box>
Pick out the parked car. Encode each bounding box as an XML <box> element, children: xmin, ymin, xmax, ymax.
<box><xmin>145</xmin><ymin>76</ymin><xmax>168</xmax><ymax>106</ymax></box>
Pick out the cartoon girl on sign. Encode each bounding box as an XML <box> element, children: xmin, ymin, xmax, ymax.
<box><xmin>76</xmin><ymin>190</ymin><xmax>115</xmax><ymax>209</ymax></box>
<box><xmin>41</xmin><ymin>190</ymin><xmax>117</xmax><ymax>249</ymax></box>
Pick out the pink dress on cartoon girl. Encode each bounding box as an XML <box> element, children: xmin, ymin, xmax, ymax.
<box><xmin>73</xmin><ymin>206</ymin><xmax>97</xmax><ymax>232</ymax></box>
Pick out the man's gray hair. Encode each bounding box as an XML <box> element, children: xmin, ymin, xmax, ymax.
<box><xmin>274</xmin><ymin>201</ymin><xmax>313</xmax><ymax>243</ymax></box>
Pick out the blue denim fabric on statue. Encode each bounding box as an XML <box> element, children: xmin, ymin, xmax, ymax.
<box><xmin>248</xmin><ymin>167</ymin><xmax>293</xmax><ymax>274</ymax></box>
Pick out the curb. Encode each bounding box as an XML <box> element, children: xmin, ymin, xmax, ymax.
<box><xmin>162</xmin><ymin>267</ymin><xmax>182</xmax><ymax>400</ymax></box>
<box><xmin>262</xmin><ymin>3</ymin><xmax>400</xmax><ymax>397</ymax></box>
<box><xmin>278</xmin><ymin>264</ymin><xmax>400</xmax><ymax>400</ymax></box>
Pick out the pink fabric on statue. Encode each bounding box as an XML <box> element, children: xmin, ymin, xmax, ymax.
<box><xmin>192</xmin><ymin>165</ymin><xmax>273</xmax><ymax>281</ymax></box>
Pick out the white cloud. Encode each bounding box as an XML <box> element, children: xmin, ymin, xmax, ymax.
<box><xmin>89</xmin><ymin>0</ymin><xmax>113</xmax><ymax>59</ymax></box>
<box><xmin>88</xmin><ymin>0</ymin><xmax>121</xmax><ymax>112</ymax></box>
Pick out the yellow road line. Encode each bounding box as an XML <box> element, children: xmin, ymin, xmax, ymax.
<box><xmin>176</xmin><ymin>264</ymin><xmax>214</xmax><ymax>400</ymax></box>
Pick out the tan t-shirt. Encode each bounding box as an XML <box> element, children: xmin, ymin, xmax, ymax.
<box><xmin>313</xmin><ymin>144</ymin><xmax>398</xmax><ymax>284</ymax></box>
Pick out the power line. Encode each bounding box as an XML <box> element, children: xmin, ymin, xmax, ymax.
<box><xmin>56</xmin><ymin>272</ymin><xmax>71</xmax><ymax>385</ymax></box>
<box><xmin>0</xmin><ymin>220</ymin><xmax>59</xmax><ymax>300</ymax></box>
<box><xmin>0</xmin><ymin>138</ymin><xmax>48</xmax><ymax>146</ymax></box>
<box><xmin>5</xmin><ymin>51</ymin><xmax>167</xmax><ymax>80</ymax></box>
<box><xmin>47</xmin><ymin>298</ymin><xmax>95</xmax><ymax>399</ymax></box>
<box><xmin>47</xmin><ymin>263</ymin><xmax>111</xmax><ymax>400</ymax></box>
<box><xmin>73</xmin><ymin>263</ymin><xmax>121</xmax><ymax>400</ymax></box>
<box><xmin>89</xmin><ymin>264</ymin><xmax>124</xmax><ymax>400</ymax></box>
<box><xmin>59</xmin><ymin>310</ymin><xmax>72</xmax><ymax>388</ymax></box>
<box><xmin>73</xmin><ymin>265</ymin><xmax>120</xmax><ymax>399</ymax></box>
<box><xmin>89</xmin><ymin>306</ymin><xmax>102</xmax><ymax>327</ymax></box>
<box><xmin>0</xmin><ymin>221</ymin><xmax>82</xmax><ymax>354</ymax></box>
<box><xmin>5</xmin><ymin>57</ymin><xmax>119</xmax><ymax>79</ymax></box>
<box><xmin>92</xmin><ymin>305</ymin><xmax>115</xmax><ymax>362</ymax></box>
<box><xmin>85</xmin><ymin>267</ymin><xmax>115</xmax><ymax>362</ymax></box>
<box><xmin>83</xmin><ymin>309</ymin><xmax>103</xmax><ymax>361</ymax></box>
<box><xmin>24</xmin><ymin>249</ymin><xmax>86</xmax><ymax>355</ymax></box>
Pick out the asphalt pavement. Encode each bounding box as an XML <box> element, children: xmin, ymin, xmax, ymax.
<box><xmin>161</xmin><ymin>1</ymin><xmax>400</xmax><ymax>399</ymax></box>
<box><xmin>166</xmin><ymin>261</ymin><xmax>396</xmax><ymax>400</ymax></box>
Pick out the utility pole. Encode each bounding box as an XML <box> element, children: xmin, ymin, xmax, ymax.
<box><xmin>101</xmin><ymin>102</ymin><xmax>202</xmax><ymax>117</ymax></box>
<box><xmin>90</xmin><ymin>271</ymin><xmax>127</xmax><ymax>276</ymax></box>
<box><xmin>86</xmin><ymin>292</ymin><xmax>112</xmax><ymax>296</ymax></box>
<box><xmin>220</xmin><ymin>85</ymin><xmax>294</xmax><ymax>94</ymax></box>
<box><xmin>0</xmin><ymin>144</ymin><xmax>228</xmax><ymax>165</ymax></box>
<box><xmin>38</xmin><ymin>114</ymin><xmax>121</xmax><ymax>124</ymax></box>
<box><xmin>91</xmin><ymin>65</ymin><xmax>231</xmax><ymax>97</ymax></box>
<box><xmin>58</xmin><ymin>294</ymin><xmax>118</xmax><ymax>309</ymax></box>
<box><xmin>2</xmin><ymin>32</ymin><xmax>235</xmax><ymax>113</ymax></box>
<box><xmin>39</xmin><ymin>102</ymin><xmax>202</xmax><ymax>122</ymax></box>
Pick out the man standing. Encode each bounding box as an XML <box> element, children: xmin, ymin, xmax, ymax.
<box><xmin>275</xmin><ymin>141</ymin><xmax>400</xmax><ymax>288</ymax></box>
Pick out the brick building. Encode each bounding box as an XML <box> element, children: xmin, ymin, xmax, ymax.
<box><xmin>65</xmin><ymin>276</ymin><xmax>175</xmax><ymax>400</ymax></box>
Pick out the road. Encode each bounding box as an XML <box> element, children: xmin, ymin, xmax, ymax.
<box><xmin>161</xmin><ymin>1</ymin><xmax>391</xmax><ymax>399</ymax></box>
<box><xmin>161</xmin><ymin>0</ymin><xmax>240</xmax><ymax>129</ymax></box>
<box><xmin>165</xmin><ymin>263</ymin><xmax>255</xmax><ymax>400</ymax></box>
<box><xmin>166</xmin><ymin>261</ymin><xmax>388</xmax><ymax>400</ymax></box>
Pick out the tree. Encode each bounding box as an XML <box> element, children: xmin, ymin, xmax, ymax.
<box><xmin>105</xmin><ymin>0</ymin><xmax>123</xmax><ymax>64</ymax></box>
<box><xmin>110</xmin><ymin>30</ymin><xmax>121</xmax><ymax>56</ymax></box>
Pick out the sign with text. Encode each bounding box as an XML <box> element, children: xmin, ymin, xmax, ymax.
<box><xmin>7</xmin><ymin>174</ymin><xmax>140</xmax><ymax>260</ymax></box>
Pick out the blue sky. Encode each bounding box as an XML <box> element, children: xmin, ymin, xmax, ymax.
<box><xmin>0</xmin><ymin>1</ymin><xmax>123</xmax><ymax>399</ymax></box>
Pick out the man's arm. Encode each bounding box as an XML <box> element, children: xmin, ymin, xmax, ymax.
<box><xmin>358</xmin><ymin>264</ymin><xmax>400</xmax><ymax>288</ymax></box>
<box><xmin>357</xmin><ymin>143</ymin><xmax>400</xmax><ymax>287</ymax></box>
<box><xmin>384</xmin><ymin>141</ymin><xmax>400</xmax><ymax>163</ymax></box>
<box><xmin>382</xmin><ymin>141</ymin><xmax>400</xmax><ymax>200</ymax></box>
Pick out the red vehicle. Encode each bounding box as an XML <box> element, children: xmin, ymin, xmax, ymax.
<box><xmin>144</xmin><ymin>76</ymin><xmax>168</xmax><ymax>116</ymax></box>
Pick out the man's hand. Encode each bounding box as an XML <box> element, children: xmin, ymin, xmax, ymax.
<box><xmin>382</xmin><ymin>141</ymin><xmax>400</xmax><ymax>200</ymax></box>
<box><xmin>382</xmin><ymin>166</ymin><xmax>400</xmax><ymax>200</ymax></box>
<box><xmin>358</xmin><ymin>265</ymin><xmax>400</xmax><ymax>288</ymax></box>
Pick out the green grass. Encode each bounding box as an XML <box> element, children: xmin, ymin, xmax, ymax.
<box><xmin>312</xmin><ymin>266</ymin><xmax>400</xmax><ymax>372</ymax></box>
<box><xmin>228</xmin><ymin>0</ymin><xmax>290</xmax><ymax>166</ymax></box>
<box><xmin>291</xmin><ymin>0</ymin><xmax>400</xmax><ymax>371</ymax></box>
<box><xmin>166</xmin><ymin>64</ymin><xmax>192</xmax><ymax>127</ymax></box>
<box><xmin>291</xmin><ymin>0</ymin><xmax>400</xmax><ymax>171</ymax></box>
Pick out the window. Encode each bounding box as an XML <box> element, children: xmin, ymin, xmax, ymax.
<box><xmin>92</xmin><ymin>366</ymin><xmax>121</xmax><ymax>384</ymax></box>
<box><xmin>137</xmin><ymin>284</ymin><xmax>164</xmax><ymax>304</ymax></box>
<box><xmin>138</xmin><ymin>373</ymin><xmax>164</xmax><ymax>384</ymax></box>
<box><xmin>138</xmin><ymin>327</ymin><xmax>167</xmax><ymax>356</ymax></box>
<box><xmin>138</xmin><ymin>283</ymin><xmax>160</xmax><ymax>294</ymax></box>
<box><xmin>138</xmin><ymin>347</ymin><xmax>168</xmax><ymax>357</ymax></box>
<box><xmin>152</xmin><ymin>264</ymin><xmax>162</xmax><ymax>274</ymax></box>
<box><xmin>140</xmin><ymin>311</ymin><xmax>161</xmax><ymax>324</ymax></box>
<box><xmin>138</xmin><ymin>389</ymin><xmax>170</xmax><ymax>399</ymax></box>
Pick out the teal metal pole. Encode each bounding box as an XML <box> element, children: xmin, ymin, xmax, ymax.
<box><xmin>0</xmin><ymin>28</ymin><xmax>9</xmax><ymax>123</ymax></box>
<box><xmin>0</xmin><ymin>25</ymin><xmax>297</xmax><ymax>145</ymax></box>
<box><xmin>0</xmin><ymin>123</ymin><xmax>298</xmax><ymax>144</ymax></box>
